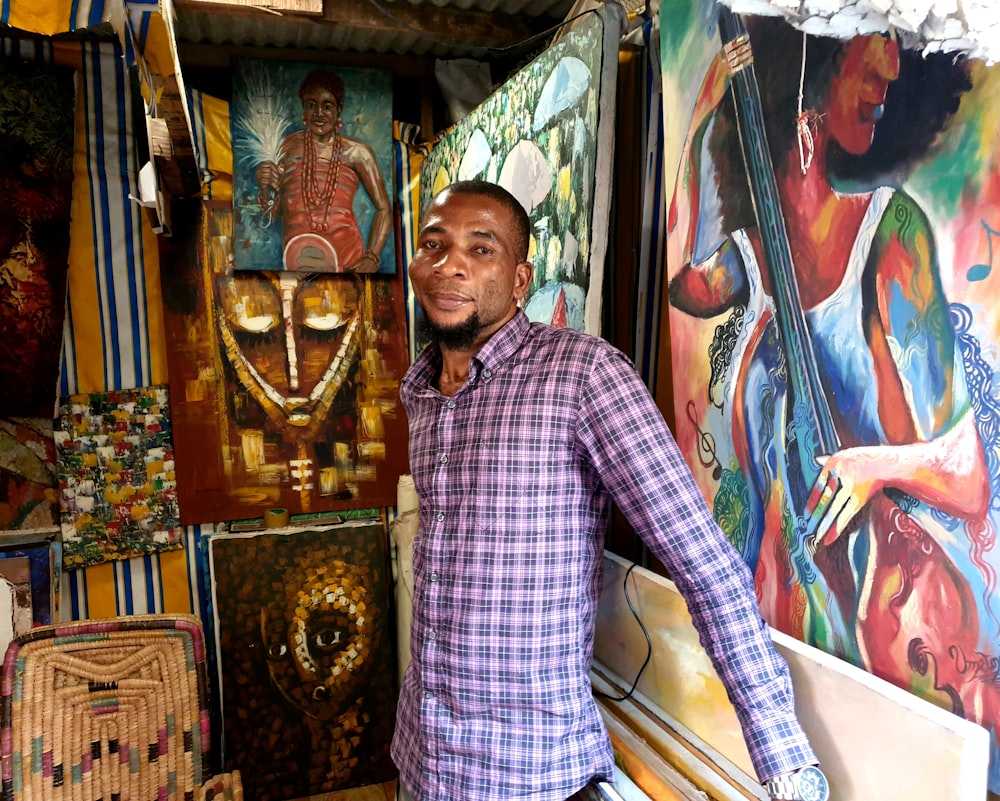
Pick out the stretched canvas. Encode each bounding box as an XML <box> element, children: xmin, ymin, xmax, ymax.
<box><xmin>0</xmin><ymin>59</ymin><xmax>75</xmax><ymax>531</ymax></box>
<box><xmin>231</xmin><ymin>59</ymin><xmax>396</xmax><ymax>274</ymax></box>
<box><xmin>416</xmin><ymin>3</ymin><xmax>623</xmax><ymax>339</ymax></box>
<box><xmin>659</xmin><ymin>0</ymin><xmax>1000</xmax><ymax>789</ymax></box>
<box><xmin>208</xmin><ymin>521</ymin><xmax>396</xmax><ymax>799</ymax></box>
<box><xmin>0</xmin><ymin>418</ymin><xmax>57</xmax><ymax>532</ymax></box>
<box><xmin>160</xmin><ymin>202</ymin><xmax>409</xmax><ymax>525</ymax></box>
<box><xmin>54</xmin><ymin>386</ymin><xmax>181</xmax><ymax>568</ymax></box>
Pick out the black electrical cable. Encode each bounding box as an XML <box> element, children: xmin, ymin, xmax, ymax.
<box><xmin>593</xmin><ymin>561</ymin><xmax>652</xmax><ymax>702</ymax></box>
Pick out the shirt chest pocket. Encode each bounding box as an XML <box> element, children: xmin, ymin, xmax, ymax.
<box><xmin>468</xmin><ymin>434</ymin><xmax>575</xmax><ymax>520</ymax></box>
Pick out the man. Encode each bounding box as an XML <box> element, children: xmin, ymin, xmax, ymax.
<box><xmin>391</xmin><ymin>180</ymin><xmax>828</xmax><ymax>801</ymax></box>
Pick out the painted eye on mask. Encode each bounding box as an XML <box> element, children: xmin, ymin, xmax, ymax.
<box><xmin>218</xmin><ymin>274</ymin><xmax>281</xmax><ymax>333</ymax></box>
<box><xmin>298</xmin><ymin>281</ymin><xmax>355</xmax><ymax>331</ymax></box>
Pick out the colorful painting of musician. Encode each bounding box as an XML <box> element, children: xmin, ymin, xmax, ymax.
<box><xmin>231</xmin><ymin>59</ymin><xmax>394</xmax><ymax>274</ymax></box>
<box><xmin>660</xmin><ymin>0</ymin><xmax>1000</xmax><ymax>788</ymax></box>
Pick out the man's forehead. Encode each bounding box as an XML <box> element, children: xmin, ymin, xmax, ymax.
<box><xmin>422</xmin><ymin>194</ymin><xmax>509</xmax><ymax>232</ymax></box>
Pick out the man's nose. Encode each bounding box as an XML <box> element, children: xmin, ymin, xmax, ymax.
<box><xmin>432</xmin><ymin>249</ymin><xmax>466</xmax><ymax>276</ymax></box>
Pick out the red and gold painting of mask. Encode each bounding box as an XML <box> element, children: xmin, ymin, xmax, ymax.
<box><xmin>160</xmin><ymin>202</ymin><xmax>408</xmax><ymax>524</ymax></box>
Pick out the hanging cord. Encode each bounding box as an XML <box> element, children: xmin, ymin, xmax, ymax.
<box><xmin>593</xmin><ymin>562</ymin><xmax>652</xmax><ymax>702</ymax></box>
<box><xmin>796</xmin><ymin>29</ymin><xmax>817</xmax><ymax>175</ymax></box>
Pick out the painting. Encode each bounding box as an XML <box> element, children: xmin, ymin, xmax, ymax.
<box><xmin>0</xmin><ymin>528</ymin><xmax>59</xmax><ymax>650</ymax></box>
<box><xmin>230</xmin><ymin>59</ymin><xmax>396</xmax><ymax>275</ymax></box>
<box><xmin>160</xmin><ymin>202</ymin><xmax>409</xmax><ymax>525</ymax></box>
<box><xmin>0</xmin><ymin>58</ymin><xmax>74</xmax><ymax>419</ymax></box>
<box><xmin>0</xmin><ymin>58</ymin><xmax>75</xmax><ymax>532</ymax></box>
<box><xmin>54</xmin><ymin>386</ymin><xmax>182</xmax><ymax>568</ymax></box>
<box><xmin>416</xmin><ymin>3</ymin><xmax>623</xmax><ymax>339</ymax></box>
<box><xmin>659</xmin><ymin>0</ymin><xmax>1000</xmax><ymax>789</ymax></box>
<box><xmin>208</xmin><ymin>521</ymin><xmax>396</xmax><ymax>800</ymax></box>
<box><xmin>0</xmin><ymin>418</ymin><xmax>57</xmax><ymax>532</ymax></box>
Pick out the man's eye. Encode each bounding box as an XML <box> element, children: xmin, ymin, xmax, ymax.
<box><xmin>475</xmin><ymin>246</ymin><xmax>493</xmax><ymax>256</ymax></box>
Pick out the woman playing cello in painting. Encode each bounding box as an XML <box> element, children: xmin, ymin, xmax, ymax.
<box><xmin>667</xmin><ymin>12</ymin><xmax>999</xmax><ymax>736</ymax></box>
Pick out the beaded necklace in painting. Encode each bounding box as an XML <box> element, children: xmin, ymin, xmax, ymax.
<box><xmin>301</xmin><ymin>127</ymin><xmax>343</xmax><ymax>232</ymax></box>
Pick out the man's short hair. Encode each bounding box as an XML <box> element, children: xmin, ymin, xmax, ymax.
<box><xmin>298</xmin><ymin>70</ymin><xmax>345</xmax><ymax>110</ymax></box>
<box><xmin>437</xmin><ymin>180</ymin><xmax>530</xmax><ymax>262</ymax></box>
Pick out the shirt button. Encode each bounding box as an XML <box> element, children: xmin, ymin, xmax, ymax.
<box><xmin>428</xmin><ymin>630</ymin><xmax>436</xmax><ymax>640</ymax></box>
<box><xmin>482</xmin><ymin>369</ymin><xmax>492</xmax><ymax>379</ymax></box>
<box><xmin>446</xmin><ymin>400</ymin><xmax>456</xmax><ymax>409</ymax></box>
<box><xmin>429</xmin><ymin>572</ymin><xmax>439</xmax><ymax>582</ymax></box>
<box><xmin>439</xmin><ymin>454</ymin><xmax>448</xmax><ymax>464</ymax></box>
<box><xmin>436</xmin><ymin>512</ymin><xmax>445</xmax><ymax>522</ymax></box>
<box><xmin>424</xmin><ymin>691</ymin><xmax>433</xmax><ymax>699</ymax></box>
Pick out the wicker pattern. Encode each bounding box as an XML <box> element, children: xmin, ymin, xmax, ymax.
<box><xmin>196</xmin><ymin>771</ymin><xmax>242</xmax><ymax>801</ymax></box>
<box><xmin>0</xmin><ymin>614</ymin><xmax>216</xmax><ymax>801</ymax></box>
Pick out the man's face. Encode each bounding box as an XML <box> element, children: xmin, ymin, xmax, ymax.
<box><xmin>300</xmin><ymin>87</ymin><xmax>340</xmax><ymax>140</ymax></box>
<box><xmin>409</xmin><ymin>190</ymin><xmax>532</xmax><ymax>351</ymax></box>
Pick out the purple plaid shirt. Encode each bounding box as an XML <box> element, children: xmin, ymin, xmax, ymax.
<box><xmin>391</xmin><ymin>312</ymin><xmax>815</xmax><ymax>800</ymax></box>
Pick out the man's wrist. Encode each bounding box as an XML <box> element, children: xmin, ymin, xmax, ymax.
<box><xmin>763</xmin><ymin>765</ymin><xmax>829</xmax><ymax>801</ymax></box>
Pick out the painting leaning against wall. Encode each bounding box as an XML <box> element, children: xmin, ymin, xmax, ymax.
<box><xmin>659</xmin><ymin>0</ymin><xmax>1000</xmax><ymax>788</ymax></box>
<box><xmin>414</xmin><ymin>3</ymin><xmax>623</xmax><ymax>345</ymax></box>
<box><xmin>208</xmin><ymin>521</ymin><xmax>396</xmax><ymax>800</ymax></box>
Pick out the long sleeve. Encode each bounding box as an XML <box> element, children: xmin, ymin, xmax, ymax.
<box><xmin>576</xmin><ymin>347</ymin><xmax>817</xmax><ymax>780</ymax></box>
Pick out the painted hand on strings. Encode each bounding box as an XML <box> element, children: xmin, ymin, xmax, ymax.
<box><xmin>805</xmin><ymin>449</ymin><xmax>886</xmax><ymax>548</ymax></box>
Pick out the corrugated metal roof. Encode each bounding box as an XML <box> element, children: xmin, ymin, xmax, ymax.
<box><xmin>172</xmin><ymin>0</ymin><xmax>580</xmax><ymax>60</ymax></box>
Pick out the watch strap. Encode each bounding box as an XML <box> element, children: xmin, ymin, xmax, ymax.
<box><xmin>763</xmin><ymin>772</ymin><xmax>799</xmax><ymax>800</ymax></box>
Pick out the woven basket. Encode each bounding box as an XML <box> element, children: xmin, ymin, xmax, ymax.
<box><xmin>0</xmin><ymin>614</ymin><xmax>226</xmax><ymax>801</ymax></box>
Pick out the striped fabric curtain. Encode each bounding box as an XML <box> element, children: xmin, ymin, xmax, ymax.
<box><xmin>0</xmin><ymin>0</ymin><xmax>107</xmax><ymax>35</ymax></box>
<box><xmin>56</xmin><ymin>35</ymin><xmax>199</xmax><ymax>621</ymax></box>
<box><xmin>0</xmin><ymin>0</ymin><xmax>200</xmax><ymax>619</ymax></box>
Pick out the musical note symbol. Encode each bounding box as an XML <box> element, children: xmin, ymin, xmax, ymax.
<box><xmin>687</xmin><ymin>400</ymin><xmax>723</xmax><ymax>481</ymax></box>
<box><xmin>966</xmin><ymin>220</ymin><xmax>1000</xmax><ymax>282</ymax></box>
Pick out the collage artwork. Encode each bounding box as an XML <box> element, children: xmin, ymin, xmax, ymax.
<box><xmin>661</xmin><ymin>0</ymin><xmax>1000</xmax><ymax>788</ymax></box>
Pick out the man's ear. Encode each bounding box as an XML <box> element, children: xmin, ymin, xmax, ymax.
<box><xmin>513</xmin><ymin>261</ymin><xmax>533</xmax><ymax>304</ymax></box>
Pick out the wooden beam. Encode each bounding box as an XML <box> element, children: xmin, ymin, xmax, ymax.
<box><xmin>179</xmin><ymin>0</ymin><xmax>323</xmax><ymax>14</ymax></box>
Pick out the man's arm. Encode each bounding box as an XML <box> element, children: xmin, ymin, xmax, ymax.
<box><xmin>576</xmin><ymin>346</ymin><xmax>817</xmax><ymax>782</ymax></box>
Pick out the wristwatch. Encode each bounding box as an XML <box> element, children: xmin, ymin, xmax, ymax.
<box><xmin>763</xmin><ymin>765</ymin><xmax>830</xmax><ymax>800</ymax></box>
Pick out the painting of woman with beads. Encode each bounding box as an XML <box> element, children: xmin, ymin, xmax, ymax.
<box><xmin>231</xmin><ymin>61</ymin><xmax>395</xmax><ymax>274</ymax></box>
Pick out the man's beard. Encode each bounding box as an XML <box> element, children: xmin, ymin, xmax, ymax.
<box><xmin>417</xmin><ymin>309</ymin><xmax>483</xmax><ymax>350</ymax></box>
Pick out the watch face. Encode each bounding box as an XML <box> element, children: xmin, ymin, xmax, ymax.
<box><xmin>798</xmin><ymin>766</ymin><xmax>830</xmax><ymax>801</ymax></box>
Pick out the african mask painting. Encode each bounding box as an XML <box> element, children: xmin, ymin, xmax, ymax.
<box><xmin>160</xmin><ymin>202</ymin><xmax>408</xmax><ymax>524</ymax></box>
<box><xmin>230</xmin><ymin>59</ymin><xmax>396</xmax><ymax>275</ymax></box>
<box><xmin>0</xmin><ymin>58</ymin><xmax>75</xmax><ymax>531</ymax></box>
<box><xmin>660</xmin><ymin>0</ymin><xmax>1000</xmax><ymax>787</ymax></box>
<box><xmin>208</xmin><ymin>522</ymin><xmax>396</xmax><ymax>799</ymax></box>
<box><xmin>416</xmin><ymin>4</ymin><xmax>623</xmax><ymax>341</ymax></box>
